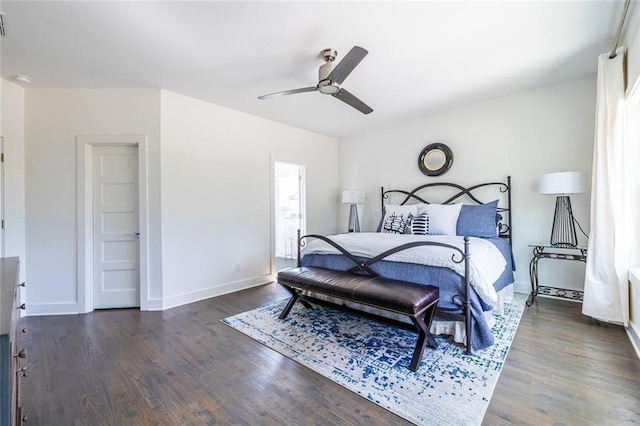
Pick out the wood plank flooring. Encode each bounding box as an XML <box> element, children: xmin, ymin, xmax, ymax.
<box><xmin>21</xmin><ymin>283</ymin><xmax>640</xmax><ymax>425</ymax></box>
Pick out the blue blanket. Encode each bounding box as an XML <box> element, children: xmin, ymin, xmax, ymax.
<box><xmin>300</xmin><ymin>237</ymin><xmax>514</xmax><ymax>350</ymax></box>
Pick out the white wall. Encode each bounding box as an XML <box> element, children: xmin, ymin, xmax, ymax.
<box><xmin>25</xmin><ymin>89</ymin><xmax>162</xmax><ymax>314</ymax></box>
<box><xmin>338</xmin><ymin>76</ymin><xmax>596</xmax><ymax>293</ymax></box>
<box><xmin>21</xmin><ymin>87</ymin><xmax>337</xmax><ymax>314</ymax></box>
<box><xmin>159</xmin><ymin>90</ymin><xmax>338</xmax><ymax>309</ymax></box>
<box><xmin>1</xmin><ymin>79</ymin><xmax>26</xmax><ymax>281</ymax></box>
<box><xmin>16</xmin><ymin>78</ymin><xmax>597</xmax><ymax>312</ymax></box>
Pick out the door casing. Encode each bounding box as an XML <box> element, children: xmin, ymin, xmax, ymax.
<box><xmin>271</xmin><ymin>160</ymin><xmax>306</xmax><ymax>275</ymax></box>
<box><xmin>77</xmin><ymin>135</ymin><xmax>150</xmax><ymax>313</ymax></box>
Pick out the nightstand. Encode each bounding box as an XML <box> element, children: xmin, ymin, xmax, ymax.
<box><xmin>527</xmin><ymin>244</ymin><xmax>587</xmax><ymax>307</ymax></box>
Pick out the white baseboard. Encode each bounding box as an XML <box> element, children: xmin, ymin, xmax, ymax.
<box><xmin>161</xmin><ymin>275</ymin><xmax>274</xmax><ymax>310</ymax></box>
<box><xmin>627</xmin><ymin>324</ymin><xmax>640</xmax><ymax>359</ymax></box>
<box><xmin>24</xmin><ymin>276</ymin><xmax>277</xmax><ymax>315</ymax></box>
<box><xmin>629</xmin><ymin>269</ymin><xmax>640</xmax><ymax>359</ymax></box>
<box><xmin>513</xmin><ymin>280</ymin><xmax>530</xmax><ymax>295</ymax></box>
<box><xmin>26</xmin><ymin>301</ymin><xmax>80</xmax><ymax>316</ymax></box>
<box><xmin>141</xmin><ymin>298</ymin><xmax>163</xmax><ymax>311</ymax></box>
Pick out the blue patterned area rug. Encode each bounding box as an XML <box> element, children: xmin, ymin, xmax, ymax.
<box><xmin>222</xmin><ymin>293</ymin><xmax>527</xmax><ymax>425</ymax></box>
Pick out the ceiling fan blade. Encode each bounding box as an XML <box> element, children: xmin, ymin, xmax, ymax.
<box><xmin>258</xmin><ymin>86</ymin><xmax>318</xmax><ymax>100</ymax></box>
<box><xmin>332</xmin><ymin>88</ymin><xmax>373</xmax><ymax>114</ymax></box>
<box><xmin>327</xmin><ymin>46</ymin><xmax>368</xmax><ymax>84</ymax></box>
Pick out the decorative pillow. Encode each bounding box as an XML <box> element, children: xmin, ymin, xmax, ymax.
<box><xmin>377</xmin><ymin>204</ymin><xmax>420</xmax><ymax>232</ymax></box>
<box><xmin>410</xmin><ymin>212</ymin><xmax>429</xmax><ymax>235</ymax></box>
<box><xmin>495</xmin><ymin>213</ymin><xmax>504</xmax><ymax>235</ymax></box>
<box><xmin>456</xmin><ymin>200</ymin><xmax>499</xmax><ymax>238</ymax></box>
<box><xmin>420</xmin><ymin>203</ymin><xmax>462</xmax><ymax>235</ymax></box>
<box><xmin>381</xmin><ymin>212</ymin><xmax>413</xmax><ymax>234</ymax></box>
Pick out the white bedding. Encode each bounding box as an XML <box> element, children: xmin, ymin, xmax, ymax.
<box><xmin>302</xmin><ymin>232</ymin><xmax>507</xmax><ymax>306</ymax></box>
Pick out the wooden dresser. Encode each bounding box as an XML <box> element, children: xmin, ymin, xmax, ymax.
<box><xmin>0</xmin><ymin>257</ymin><xmax>25</xmax><ymax>426</ymax></box>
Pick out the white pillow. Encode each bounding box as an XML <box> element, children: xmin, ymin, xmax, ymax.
<box><xmin>420</xmin><ymin>203</ymin><xmax>462</xmax><ymax>235</ymax></box>
<box><xmin>379</xmin><ymin>204</ymin><xmax>420</xmax><ymax>233</ymax></box>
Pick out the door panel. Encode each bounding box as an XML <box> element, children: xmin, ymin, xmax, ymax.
<box><xmin>93</xmin><ymin>145</ymin><xmax>139</xmax><ymax>308</ymax></box>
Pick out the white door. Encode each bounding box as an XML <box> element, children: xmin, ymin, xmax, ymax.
<box><xmin>92</xmin><ymin>145</ymin><xmax>139</xmax><ymax>308</ymax></box>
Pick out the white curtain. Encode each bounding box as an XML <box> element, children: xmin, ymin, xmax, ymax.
<box><xmin>583</xmin><ymin>48</ymin><xmax>631</xmax><ymax>326</ymax></box>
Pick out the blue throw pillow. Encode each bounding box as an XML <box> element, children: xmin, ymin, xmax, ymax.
<box><xmin>456</xmin><ymin>200</ymin><xmax>499</xmax><ymax>238</ymax></box>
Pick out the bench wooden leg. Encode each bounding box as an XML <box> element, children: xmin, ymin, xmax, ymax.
<box><xmin>279</xmin><ymin>285</ymin><xmax>315</xmax><ymax>319</ymax></box>
<box><xmin>278</xmin><ymin>285</ymin><xmax>300</xmax><ymax>319</ymax></box>
<box><xmin>408</xmin><ymin>303</ymin><xmax>438</xmax><ymax>372</ymax></box>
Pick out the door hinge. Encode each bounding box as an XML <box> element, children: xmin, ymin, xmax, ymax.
<box><xmin>2</xmin><ymin>220</ymin><xmax>4</xmax><ymax>229</ymax></box>
<box><xmin>1</xmin><ymin>153</ymin><xmax>4</xmax><ymax>162</ymax></box>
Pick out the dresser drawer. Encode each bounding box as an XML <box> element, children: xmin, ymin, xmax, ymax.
<box><xmin>0</xmin><ymin>257</ymin><xmax>23</xmax><ymax>426</ymax></box>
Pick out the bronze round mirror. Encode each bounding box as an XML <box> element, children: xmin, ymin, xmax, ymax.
<box><xmin>418</xmin><ymin>143</ymin><xmax>454</xmax><ymax>176</ymax></box>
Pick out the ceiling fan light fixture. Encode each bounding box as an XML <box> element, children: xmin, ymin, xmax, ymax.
<box><xmin>318</xmin><ymin>80</ymin><xmax>340</xmax><ymax>94</ymax></box>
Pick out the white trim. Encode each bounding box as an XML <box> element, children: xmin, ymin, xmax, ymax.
<box><xmin>76</xmin><ymin>135</ymin><xmax>150</xmax><ymax>313</ymax></box>
<box><xmin>627</xmin><ymin>325</ymin><xmax>640</xmax><ymax>359</ymax></box>
<box><xmin>269</xmin><ymin>155</ymin><xmax>275</xmax><ymax>277</ymax></box>
<box><xmin>144</xmin><ymin>298</ymin><xmax>164</xmax><ymax>312</ymax></box>
<box><xmin>161</xmin><ymin>276</ymin><xmax>272</xmax><ymax>310</ymax></box>
<box><xmin>271</xmin><ymin>159</ymin><xmax>307</xmax><ymax>272</ymax></box>
<box><xmin>299</xmin><ymin>166</ymin><xmax>307</xmax><ymax>237</ymax></box>
<box><xmin>0</xmin><ymin>136</ymin><xmax>5</xmax><ymax>258</ymax></box>
<box><xmin>513</xmin><ymin>280</ymin><xmax>530</xmax><ymax>296</ymax></box>
<box><xmin>629</xmin><ymin>269</ymin><xmax>640</xmax><ymax>358</ymax></box>
<box><xmin>26</xmin><ymin>302</ymin><xmax>79</xmax><ymax>316</ymax></box>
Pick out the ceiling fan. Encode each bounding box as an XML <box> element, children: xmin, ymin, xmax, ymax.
<box><xmin>258</xmin><ymin>46</ymin><xmax>373</xmax><ymax>115</ymax></box>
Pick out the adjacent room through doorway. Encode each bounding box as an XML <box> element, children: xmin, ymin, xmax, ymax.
<box><xmin>273</xmin><ymin>161</ymin><xmax>306</xmax><ymax>272</ymax></box>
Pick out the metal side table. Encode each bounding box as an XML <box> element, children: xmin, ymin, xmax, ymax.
<box><xmin>527</xmin><ymin>244</ymin><xmax>587</xmax><ymax>307</ymax></box>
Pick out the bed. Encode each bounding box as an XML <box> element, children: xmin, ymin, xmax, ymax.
<box><xmin>297</xmin><ymin>177</ymin><xmax>514</xmax><ymax>352</ymax></box>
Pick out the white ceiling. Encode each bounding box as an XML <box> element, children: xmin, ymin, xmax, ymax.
<box><xmin>0</xmin><ymin>1</ymin><xmax>628</xmax><ymax>138</ymax></box>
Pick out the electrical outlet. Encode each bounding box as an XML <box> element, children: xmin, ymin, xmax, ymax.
<box><xmin>235</xmin><ymin>263</ymin><xmax>241</xmax><ymax>272</ymax></box>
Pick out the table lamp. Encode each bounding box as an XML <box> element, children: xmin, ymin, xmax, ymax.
<box><xmin>342</xmin><ymin>189</ymin><xmax>365</xmax><ymax>232</ymax></box>
<box><xmin>538</xmin><ymin>171</ymin><xmax>588</xmax><ymax>248</ymax></box>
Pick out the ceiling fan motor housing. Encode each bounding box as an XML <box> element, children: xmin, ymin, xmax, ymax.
<box><xmin>318</xmin><ymin>60</ymin><xmax>339</xmax><ymax>93</ymax></box>
<box><xmin>321</xmin><ymin>48</ymin><xmax>337</xmax><ymax>62</ymax></box>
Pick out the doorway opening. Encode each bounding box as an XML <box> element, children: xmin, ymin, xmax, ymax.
<box><xmin>274</xmin><ymin>162</ymin><xmax>306</xmax><ymax>272</ymax></box>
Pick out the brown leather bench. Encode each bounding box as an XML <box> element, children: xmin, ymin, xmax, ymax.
<box><xmin>277</xmin><ymin>266</ymin><xmax>439</xmax><ymax>372</ymax></box>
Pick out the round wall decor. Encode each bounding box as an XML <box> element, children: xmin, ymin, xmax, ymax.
<box><xmin>418</xmin><ymin>143</ymin><xmax>454</xmax><ymax>176</ymax></box>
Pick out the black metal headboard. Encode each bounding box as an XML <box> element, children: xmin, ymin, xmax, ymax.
<box><xmin>381</xmin><ymin>176</ymin><xmax>512</xmax><ymax>246</ymax></box>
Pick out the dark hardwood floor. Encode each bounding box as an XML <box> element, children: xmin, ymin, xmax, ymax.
<box><xmin>22</xmin><ymin>283</ymin><xmax>640</xmax><ymax>425</ymax></box>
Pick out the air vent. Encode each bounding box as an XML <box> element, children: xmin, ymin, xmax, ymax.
<box><xmin>0</xmin><ymin>12</ymin><xmax>6</xmax><ymax>37</ymax></box>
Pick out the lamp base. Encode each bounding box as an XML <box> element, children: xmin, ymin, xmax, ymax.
<box><xmin>348</xmin><ymin>204</ymin><xmax>360</xmax><ymax>233</ymax></box>
<box><xmin>549</xmin><ymin>195</ymin><xmax>578</xmax><ymax>248</ymax></box>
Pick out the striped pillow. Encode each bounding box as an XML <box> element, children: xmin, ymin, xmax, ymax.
<box><xmin>410</xmin><ymin>212</ymin><xmax>429</xmax><ymax>235</ymax></box>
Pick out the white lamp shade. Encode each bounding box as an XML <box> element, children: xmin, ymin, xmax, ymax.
<box><xmin>342</xmin><ymin>189</ymin><xmax>365</xmax><ymax>204</ymax></box>
<box><xmin>539</xmin><ymin>172</ymin><xmax>588</xmax><ymax>195</ymax></box>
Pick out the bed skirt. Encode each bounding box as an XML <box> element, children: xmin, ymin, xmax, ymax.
<box><xmin>302</xmin><ymin>284</ymin><xmax>514</xmax><ymax>347</ymax></box>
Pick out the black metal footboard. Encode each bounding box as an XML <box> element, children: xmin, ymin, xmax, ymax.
<box><xmin>295</xmin><ymin>231</ymin><xmax>473</xmax><ymax>355</ymax></box>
